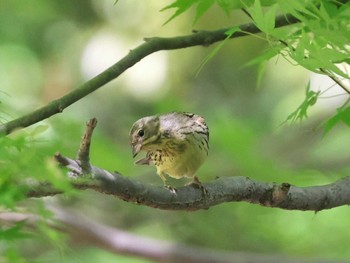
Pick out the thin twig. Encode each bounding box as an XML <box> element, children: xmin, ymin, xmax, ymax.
<box><xmin>241</xmin><ymin>8</ymin><xmax>253</xmax><ymax>19</ymax></box>
<box><xmin>77</xmin><ymin>118</ymin><xmax>97</xmax><ymax>174</ymax></box>
<box><xmin>319</xmin><ymin>68</ymin><xmax>350</xmax><ymax>94</ymax></box>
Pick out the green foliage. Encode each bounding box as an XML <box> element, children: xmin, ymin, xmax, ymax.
<box><xmin>0</xmin><ymin>223</ymin><xmax>32</xmax><ymax>241</ymax></box>
<box><xmin>196</xmin><ymin>26</ymin><xmax>240</xmax><ymax>75</ymax></box>
<box><xmin>283</xmin><ymin>82</ymin><xmax>320</xmax><ymax>123</ymax></box>
<box><xmin>324</xmin><ymin>99</ymin><xmax>350</xmax><ymax>135</ymax></box>
<box><xmin>194</xmin><ymin>0</ymin><xmax>216</xmax><ymax>24</ymax></box>
<box><xmin>161</xmin><ymin>0</ymin><xmax>200</xmax><ymax>25</ymax></box>
<box><xmin>0</xmin><ymin>129</ymin><xmax>73</xmax><ymax>201</ymax></box>
<box><xmin>1</xmin><ymin>0</ymin><xmax>350</xmax><ymax>262</ymax></box>
<box><xmin>163</xmin><ymin>0</ymin><xmax>350</xmax><ymax>132</ymax></box>
<box><xmin>0</xmin><ymin>125</ymin><xmax>74</xmax><ymax>262</ymax></box>
<box><xmin>243</xmin><ymin>45</ymin><xmax>284</xmax><ymax>88</ymax></box>
<box><xmin>216</xmin><ymin>0</ymin><xmax>243</xmax><ymax>14</ymax></box>
<box><xmin>244</xmin><ymin>0</ymin><xmax>277</xmax><ymax>35</ymax></box>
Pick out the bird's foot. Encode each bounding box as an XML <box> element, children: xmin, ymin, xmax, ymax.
<box><xmin>187</xmin><ymin>176</ymin><xmax>208</xmax><ymax>195</ymax></box>
<box><xmin>164</xmin><ymin>184</ymin><xmax>177</xmax><ymax>194</ymax></box>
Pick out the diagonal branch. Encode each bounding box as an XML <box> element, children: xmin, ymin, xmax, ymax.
<box><xmin>0</xmin><ymin>13</ymin><xmax>299</xmax><ymax>136</ymax></box>
<box><xmin>1</xmin><ymin>208</ymin><xmax>342</xmax><ymax>263</ymax></box>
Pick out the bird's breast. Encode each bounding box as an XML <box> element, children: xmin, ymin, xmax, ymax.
<box><xmin>148</xmin><ymin>140</ymin><xmax>206</xmax><ymax>179</ymax></box>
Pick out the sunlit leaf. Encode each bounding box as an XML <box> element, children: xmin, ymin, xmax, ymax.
<box><xmin>249</xmin><ymin>0</ymin><xmax>265</xmax><ymax>31</ymax></box>
<box><xmin>264</xmin><ymin>4</ymin><xmax>277</xmax><ymax>33</ymax></box>
<box><xmin>278</xmin><ymin>0</ymin><xmax>319</xmax><ymax>21</ymax></box>
<box><xmin>246</xmin><ymin>0</ymin><xmax>278</xmax><ymax>34</ymax></box>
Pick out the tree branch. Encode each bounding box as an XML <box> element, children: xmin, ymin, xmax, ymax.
<box><xmin>27</xmin><ymin>158</ymin><xmax>350</xmax><ymax>212</ymax></box>
<box><xmin>1</xmin><ymin>208</ymin><xmax>342</xmax><ymax>263</ymax></box>
<box><xmin>24</xmin><ymin>118</ymin><xmax>350</xmax><ymax>212</ymax></box>
<box><xmin>0</xmin><ymin>13</ymin><xmax>299</xmax><ymax>136</ymax></box>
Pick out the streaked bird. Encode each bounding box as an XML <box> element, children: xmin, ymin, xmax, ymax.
<box><xmin>129</xmin><ymin>112</ymin><xmax>209</xmax><ymax>193</ymax></box>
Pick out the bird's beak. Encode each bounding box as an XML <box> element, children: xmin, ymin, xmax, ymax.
<box><xmin>132</xmin><ymin>143</ymin><xmax>142</xmax><ymax>158</ymax></box>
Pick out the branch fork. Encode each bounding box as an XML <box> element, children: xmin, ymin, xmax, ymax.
<box><xmin>44</xmin><ymin>118</ymin><xmax>350</xmax><ymax>212</ymax></box>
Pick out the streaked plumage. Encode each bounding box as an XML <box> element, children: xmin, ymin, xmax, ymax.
<box><xmin>129</xmin><ymin>112</ymin><xmax>209</xmax><ymax>191</ymax></box>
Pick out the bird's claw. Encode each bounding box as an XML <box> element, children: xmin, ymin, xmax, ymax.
<box><xmin>187</xmin><ymin>176</ymin><xmax>208</xmax><ymax>195</ymax></box>
<box><xmin>164</xmin><ymin>185</ymin><xmax>177</xmax><ymax>194</ymax></box>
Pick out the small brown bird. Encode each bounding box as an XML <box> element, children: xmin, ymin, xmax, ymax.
<box><xmin>129</xmin><ymin>112</ymin><xmax>209</xmax><ymax>193</ymax></box>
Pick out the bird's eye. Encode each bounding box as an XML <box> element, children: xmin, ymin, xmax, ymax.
<box><xmin>137</xmin><ymin>129</ymin><xmax>145</xmax><ymax>137</ymax></box>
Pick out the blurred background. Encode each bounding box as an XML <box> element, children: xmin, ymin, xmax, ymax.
<box><xmin>1</xmin><ymin>0</ymin><xmax>350</xmax><ymax>262</ymax></box>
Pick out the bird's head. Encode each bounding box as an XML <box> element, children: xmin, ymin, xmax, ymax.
<box><xmin>129</xmin><ymin>115</ymin><xmax>160</xmax><ymax>158</ymax></box>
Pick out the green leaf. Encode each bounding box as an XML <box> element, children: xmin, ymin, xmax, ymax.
<box><xmin>323</xmin><ymin>104</ymin><xmax>350</xmax><ymax>135</ymax></box>
<box><xmin>161</xmin><ymin>0</ymin><xmax>199</xmax><ymax>25</ymax></box>
<box><xmin>45</xmin><ymin>158</ymin><xmax>74</xmax><ymax>193</ymax></box>
<box><xmin>30</xmin><ymin>124</ymin><xmax>49</xmax><ymax>138</ymax></box>
<box><xmin>194</xmin><ymin>0</ymin><xmax>215</xmax><ymax>24</ymax></box>
<box><xmin>256</xmin><ymin>61</ymin><xmax>267</xmax><ymax>89</ymax></box>
<box><xmin>244</xmin><ymin>45</ymin><xmax>283</xmax><ymax>67</ymax></box>
<box><xmin>243</xmin><ymin>45</ymin><xmax>283</xmax><ymax>89</ymax></box>
<box><xmin>217</xmin><ymin>0</ymin><xmax>243</xmax><ymax>14</ymax></box>
<box><xmin>277</xmin><ymin>0</ymin><xmax>320</xmax><ymax>22</ymax></box>
<box><xmin>0</xmin><ymin>222</ymin><xmax>32</xmax><ymax>240</ymax></box>
<box><xmin>319</xmin><ymin>1</ymin><xmax>331</xmax><ymax>21</ymax></box>
<box><xmin>323</xmin><ymin>112</ymin><xmax>341</xmax><ymax>135</ymax></box>
<box><xmin>250</xmin><ymin>0</ymin><xmax>265</xmax><ymax>31</ymax></box>
<box><xmin>264</xmin><ymin>4</ymin><xmax>277</xmax><ymax>33</ymax></box>
<box><xmin>225</xmin><ymin>26</ymin><xmax>240</xmax><ymax>36</ymax></box>
<box><xmin>245</xmin><ymin>0</ymin><xmax>277</xmax><ymax>34</ymax></box>
<box><xmin>195</xmin><ymin>26</ymin><xmax>240</xmax><ymax>75</ymax></box>
<box><xmin>0</xmin><ymin>182</ymin><xmax>26</xmax><ymax>208</ymax></box>
<box><xmin>4</xmin><ymin>247</ymin><xmax>26</xmax><ymax>263</ymax></box>
<box><xmin>341</xmin><ymin>108</ymin><xmax>350</xmax><ymax>127</ymax></box>
<box><xmin>283</xmin><ymin>82</ymin><xmax>320</xmax><ymax>124</ymax></box>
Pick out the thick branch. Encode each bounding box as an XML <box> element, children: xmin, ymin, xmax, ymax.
<box><xmin>28</xmin><ymin>155</ymin><xmax>350</xmax><ymax>211</ymax></box>
<box><xmin>26</xmin><ymin>118</ymin><xmax>350</xmax><ymax>211</ymax></box>
<box><xmin>0</xmin><ymin>14</ymin><xmax>299</xmax><ymax>135</ymax></box>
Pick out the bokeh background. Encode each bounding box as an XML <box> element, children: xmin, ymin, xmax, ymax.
<box><xmin>1</xmin><ymin>0</ymin><xmax>350</xmax><ymax>262</ymax></box>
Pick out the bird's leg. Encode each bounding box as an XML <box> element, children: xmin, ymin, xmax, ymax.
<box><xmin>187</xmin><ymin>176</ymin><xmax>208</xmax><ymax>195</ymax></box>
<box><xmin>158</xmin><ymin>171</ymin><xmax>177</xmax><ymax>194</ymax></box>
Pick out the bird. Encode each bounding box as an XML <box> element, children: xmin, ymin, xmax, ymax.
<box><xmin>129</xmin><ymin>112</ymin><xmax>209</xmax><ymax>193</ymax></box>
